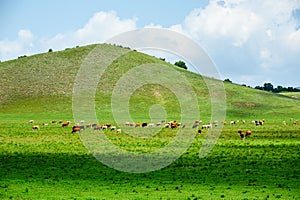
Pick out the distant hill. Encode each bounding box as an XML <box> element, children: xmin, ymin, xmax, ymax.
<box><xmin>0</xmin><ymin>43</ymin><xmax>300</xmax><ymax>121</ymax></box>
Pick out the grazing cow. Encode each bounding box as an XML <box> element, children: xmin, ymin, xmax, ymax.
<box><xmin>29</xmin><ymin>120</ymin><xmax>34</xmax><ymax>124</ymax></box>
<box><xmin>213</xmin><ymin>120</ymin><xmax>219</xmax><ymax>127</ymax></box>
<box><xmin>116</xmin><ymin>129</ymin><xmax>122</xmax><ymax>133</ymax></box>
<box><xmin>72</xmin><ymin>125</ymin><xmax>81</xmax><ymax>133</ymax></box>
<box><xmin>293</xmin><ymin>120</ymin><xmax>298</xmax><ymax>125</ymax></box>
<box><xmin>254</xmin><ymin>120</ymin><xmax>263</xmax><ymax>126</ymax></box>
<box><xmin>110</xmin><ymin>126</ymin><xmax>116</xmax><ymax>131</ymax></box>
<box><xmin>237</xmin><ymin>130</ymin><xmax>244</xmax><ymax>140</ymax></box>
<box><xmin>202</xmin><ymin>124</ymin><xmax>212</xmax><ymax>129</ymax></box>
<box><xmin>239</xmin><ymin>133</ymin><xmax>245</xmax><ymax>140</ymax></box>
<box><xmin>245</xmin><ymin>130</ymin><xmax>252</xmax><ymax>137</ymax></box>
<box><xmin>195</xmin><ymin>120</ymin><xmax>203</xmax><ymax>124</ymax></box>
<box><xmin>230</xmin><ymin>121</ymin><xmax>236</xmax><ymax>125</ymax></box>
<box><xmin>59</xmin><ymin>120</ymin><xmax>63</xmax><ymax>124</ymax></box>
<box><xmin>62</xmin><ymin>121</ymin><xmax>70</xmax><ymax>127</ymax></box>
<box><xmin>171</xmin><ymin>121</ymin><xmax>179</xmax><ymax>129</ymax></box>
<box><xmin>32</xmin><ymin>125</ymin><xmax>39</xmax><ymax>130</ymax></box>
<box><xmin>52</xmin><ymin>120</ymin><xmax>57</xmax><ymax>124</ymax></box>
<box><xmin>156</xmin><ymin>122</ymin><xmax>162</xmax><ymax>126</ymax></box>
<box><xmin>148</xmin><ymin>123</ymin><xmax>155</xmax><ymax>127</ymax></box>
<box><xmin>124</xmin><ymin>122</ymin><xmax>130</xmax><ymax>126</ymax></box>
<box><xmin>142</xmin><ymin>122</ymin><xmax>148</xmax><ymax>128</ymax></box>
<box><xmin>192</xmin><ymin>122</ymin><xmax>199</xmax><ymax>129</ymax></box>
<box><xmin>135</xmin><ymin>123</ymin><xmax>141</xmax><ymax>127</ymax></box>
<box><xmin>164</xmin><ymin>123</ymin><xmax>170</xmax><ymax>128</ymax></box>
<box><xmin>222</xmin><ymin>121</ymin><xmax>227</xmax><ymax>125</ymax></box>
<box><xmin>101</xmin><ymin>123</ymin><xmax>111</xmax><ymax>128</ymax></box>
<box><xmin>258</xmin><ymin>120</ymin><xmax>264</xmax><ymax>126</ymax></box>
<box><xmin>93</xmin><ymin>125</ymin><xmax>101</xmax><ymax>130</ymax></box>
<box><xmin>198</xmin><ymin>129</ymin><xmax>202</xmax><ymax>134</ymax></box>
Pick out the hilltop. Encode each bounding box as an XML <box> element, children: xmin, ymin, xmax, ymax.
<box><xmin>0</xmin><ymin>43</ymin><xmax>299</xmax><ymax>122</ymax></box>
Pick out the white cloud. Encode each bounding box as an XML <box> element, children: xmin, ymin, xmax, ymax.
<box><xmin>0</xmin><ymin>11</ymin><xmax>137</xmax><ymax>61</ymax></box>
<box><xmin>181</xmin><ymin>1</ymin><xmax>262</xmax><ymax>46</ymax></box>
<box><xmin>18</xmin><ymin>29</ymin><xmax>34</xmax><ymax>41</ymax></box>
<box><xmin>170</xmin><ymin>0</ymin><xmax>300</xmax><ymax>86</ymax></box>
<box><xmin>42</xmin><ymin>11</ymin><xmax>137</xmax><ymax>50</ymax></box>
<box><xmin>288</xmin><ymin>29</ymin><xmax>300</xmax><ymax>51</ymax></box>
<box><xmin>0</xmin><ymin>29</ymin><xmax>34</xmax><ymax>60</ymax></box>
<box><xmin>260</xmin><ymin>49</ymin><xmax>271</xmax><ymax>60</ymax></box>
<box><xmin>144</xmin><ymin>23</ymin><xmax>163</xmax><ymax>28</ymax></box>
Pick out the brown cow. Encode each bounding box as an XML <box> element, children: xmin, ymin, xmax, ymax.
<box><xmin>32</xmin><ymin>125</ymin><xmax>39</xmax><ymax>130</ymax></box>
<box><xmin>245</xmin><ymin>130</ymin><xmax>252</xmax><ymax>137</ymax></box>
<box><xmin>72</xmin><ymin>125</ymin><xmax>81</xmax><ymax>133</ymax></box>
<box><xmin>62</xmin><ymin>121</ymin><xmax>70</xmax><ymax>127</ymax></box>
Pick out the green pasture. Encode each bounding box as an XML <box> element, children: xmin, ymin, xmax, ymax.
<box><xmin>0</xmin><ymin>118</ymin><xmax>299</xmax><ymax>199</ymax></box>
<box><xmin>0</xmin><ymin>44</ymin><xmax>300</xmax><ymax>199</ymax></box>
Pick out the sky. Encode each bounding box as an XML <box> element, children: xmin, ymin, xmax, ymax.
<box><xmin>0</xmin><ymin>0</ymin><xmax>299</xmax><ymax>87</ymax></box>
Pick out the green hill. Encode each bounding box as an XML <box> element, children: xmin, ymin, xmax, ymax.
<box><xmin>0</xmin><ymin>43</ymin><xmax>299</xmax><ymax>122</ymax></box>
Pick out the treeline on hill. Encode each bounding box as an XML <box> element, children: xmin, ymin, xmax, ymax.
<box><xmin>254</xmin><ymin>83</ymin><xmax>300</xmax><ymax>93</ymax></box>
<box><xmin>224</xmin><ymin>79</ymin><xmax>300</xmax><ymax>93</ymax></box>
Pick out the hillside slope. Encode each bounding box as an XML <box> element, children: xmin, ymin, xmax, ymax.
<box><xmin>0</xmin><ymin>43</ymin><xmax>299</xmax><ymax>121</ymax></box>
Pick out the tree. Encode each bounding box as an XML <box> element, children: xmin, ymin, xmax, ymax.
<box><xmin>287</xmin><ymin>87</ymin><xmax>294</xmax><ymax>92</ymax></box>
<box><xmin>174</xmin><ymin>60</ymin><xmax>187</xmax><ymax>70</ymax></box>
<box><xmin>224</xmin><ymin>78</ymin><xmax>232</xmax><ymax>83</ymax></box>
<box><xmin>48</xmin><ymin>48</ymin><xmax>53</xmax><ymax>52</ymax></box>
<box><xmin>263</xmin><ymin>83</ymin><xmax>274</xmax><ymax>91</ymax></box>
<box><xmin>255</xmin><ymin>86</ymin><xmax>263</xmax><ymax>90</ymax></box>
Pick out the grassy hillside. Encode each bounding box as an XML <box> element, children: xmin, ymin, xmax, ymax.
<box><xmin>0</xmin><ymin>43</ymin><xmax>299</xmax><ymax>122</ymax></box>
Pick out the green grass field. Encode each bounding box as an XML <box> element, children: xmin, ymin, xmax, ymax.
<box><xmin>0</xmin><ymin>44</ymin><xmax>300</xmax><ymax>199</ymax></box>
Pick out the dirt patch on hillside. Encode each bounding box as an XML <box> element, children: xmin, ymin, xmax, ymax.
<box><xmin>232</xmin><ymin>102</ymin><xmax>257</xmax><ymax>108</ymax></box>
<box><xmin>153</xmin><ymin>90</ymin><xmax>162</xmax><ymax>98</ymax></box>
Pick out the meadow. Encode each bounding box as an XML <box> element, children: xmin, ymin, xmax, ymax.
<box><xmin>0</xmin><ymin>44</ymin><xmax>300</xmax><ymax>199</ymax></box>
<box><xmin>1</xmin><ymin>117</ymin><xmax>299</xmax><ymax>199</ymax></box>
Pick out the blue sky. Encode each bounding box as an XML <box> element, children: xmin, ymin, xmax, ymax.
<box><xmin>0</xmin><ymin>0</ymin><xmax>299</xmax><ymax>87</ymax></box>
<box><xmin>0</xmin><ymin>0</ymin><xmax>207</xmax><ymax>38</ymax></box>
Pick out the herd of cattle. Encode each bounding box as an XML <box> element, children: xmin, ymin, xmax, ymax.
<box><xmin>29</xmin><ymin>118</ymin><xmax>299</xmax><ymax>140</ymax></box>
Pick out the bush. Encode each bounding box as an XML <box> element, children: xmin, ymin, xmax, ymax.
<box><xmin>174</xmin><ymin>60</ymin><xmax>187</xmax><ymax>69</ymax></box>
